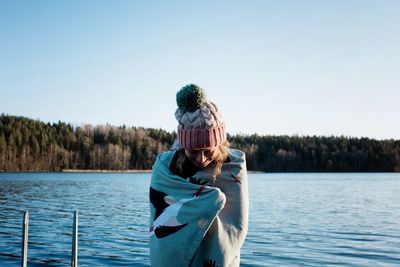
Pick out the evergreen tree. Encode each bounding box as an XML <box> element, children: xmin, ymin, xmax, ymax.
<box><xmin>0</xmin><ymin>114</ymin><xmax>399</xmax><ymax>172</ymax></box>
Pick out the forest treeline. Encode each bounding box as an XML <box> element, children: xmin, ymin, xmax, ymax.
<box><xmin>1</xmin><ymin>114</ymin><xmax>400</xmax><ymax>172</ymax></box>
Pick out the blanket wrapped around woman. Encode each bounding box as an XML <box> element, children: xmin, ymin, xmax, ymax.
<box><xmin>149</xmin><ymin>148</ymin><xmax>248</xmax><ymax>267</ymax></box>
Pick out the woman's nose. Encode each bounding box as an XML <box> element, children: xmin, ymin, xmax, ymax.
<box><xmin>196</xmin><ymin>152</ymin><xmax>206</xmax><ymax>163</ymax></box>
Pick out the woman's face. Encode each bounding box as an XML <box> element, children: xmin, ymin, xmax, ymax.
<box><xmin>184</xmin><ymin>147</ymin><xmax>219</xmax><ymax>168</ymax></box>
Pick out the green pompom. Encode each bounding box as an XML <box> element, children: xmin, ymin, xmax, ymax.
<box><xmin>176</xmin><ymin>84</ymin><xmax>206</xmax><ymax>112</ymax></box>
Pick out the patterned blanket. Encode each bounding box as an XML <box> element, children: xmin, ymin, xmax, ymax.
<box><xmin>149</xmin><ymin>149</ymin><xmax>248</xmax><ymax>267</ymax></box>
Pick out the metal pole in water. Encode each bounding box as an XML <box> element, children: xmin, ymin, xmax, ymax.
<box><xmin>21</xmin><ymin>210</ymin><xmax>29</xmax><ymax>267</ymax></box>
<box><xmin>71</xmin><ymin>209</ymin><xmax>78</xmax><ymax>267</ymax></box>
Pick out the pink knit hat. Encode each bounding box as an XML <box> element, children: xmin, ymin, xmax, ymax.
<box><xmin>178</xmin><ymin>123</ymin><xmax>226</xmax><ymax>149</ymax></box>
<box><xmin>175</xmin><ymin>84</ymin><xmax>227</xmax><ymax>150</ymax></box>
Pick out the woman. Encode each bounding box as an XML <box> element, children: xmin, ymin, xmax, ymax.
<box><xmin>149</xmin><ymin>84</ymin><xmax>248</xmax><ymax>267</ymax></box>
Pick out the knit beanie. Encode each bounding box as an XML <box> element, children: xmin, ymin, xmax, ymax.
<box><xmin>175</xmin><ymin>84</ymin><xmax>226</xmax><ymax>150</ymax></box>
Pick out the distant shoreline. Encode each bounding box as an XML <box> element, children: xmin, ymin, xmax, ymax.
<box><xmin>0</xmin><ymin>169</ymin><xmax>152</xmax><ymax>173</ymax></box>
<box><xmin>61</xmin><ymin>169</ymin><xmax>152</xmax><ymax>173</ymax></box>
<box><xmin>1</xmin><ymin>170</ymin><xmax>398</xmax><ymax>174</ymax></box>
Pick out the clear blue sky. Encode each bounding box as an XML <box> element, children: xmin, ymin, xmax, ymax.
<box><xmin>1</xmin><ymin>1</ymin><xmax>399</xmax><ymax>139</ymax></box>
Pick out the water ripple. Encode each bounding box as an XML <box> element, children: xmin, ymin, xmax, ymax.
<box><xmin>1</xmin><ymin>172</ymin><xmax>400</xmax><ymax>266</ymax></box>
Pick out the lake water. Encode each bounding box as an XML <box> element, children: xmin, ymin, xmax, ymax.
<box><xmin>1</xmin><ymin>173</ymin><xmax>400</xmax><ymax>266</ymax></box>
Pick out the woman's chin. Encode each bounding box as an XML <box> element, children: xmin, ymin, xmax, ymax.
<box><xmin>195</xmin><ymin>161</ymin><xmax>210</xmax><ymax>168</ymax></box>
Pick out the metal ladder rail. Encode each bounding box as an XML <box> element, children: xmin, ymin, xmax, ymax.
<box><xmin>20</xmin><ymin>210</ymin><xmax>79</xmax><ymax>267</ymax></box>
